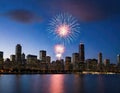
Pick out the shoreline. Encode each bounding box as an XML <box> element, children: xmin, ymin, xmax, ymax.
<box><xmin>0</xmin><ymin>71</ymin><xmax>119</xmax><ymax>75</ymax></box>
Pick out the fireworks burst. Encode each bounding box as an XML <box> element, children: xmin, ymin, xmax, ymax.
<box><xmin>48</xmin><ymin>13</ymin><xmax>80</xmax><ymax>44</ymax></box>
<box><xmin>54</xmin><ymin>44</ymin><xmax>65</xmax><ymax>59</ymax></box>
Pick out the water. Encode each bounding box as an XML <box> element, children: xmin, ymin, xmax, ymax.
<box><xmin>0</xmin><ymin>74</ymin><xmax>120</xmax><ymax>93</ymax></box>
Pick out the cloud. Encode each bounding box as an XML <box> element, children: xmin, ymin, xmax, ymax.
<box><xmin>2</xmin><ymin>9</ymin><xmax>41</xmax><ymax>23</ymax></box>
<box><xmin>62</xmin><ymin>0</ymin><xmax>120</xmax><ymax>21</ymax></box>
<box><xmin>66</xmin><ymin>0</ymin><xmax>120</xmax><ymax>21</ymax></box>
<box><xmin>38</xmin><ymin>0</ymin><xmax>120</xmax><ymax>22</ymax></box>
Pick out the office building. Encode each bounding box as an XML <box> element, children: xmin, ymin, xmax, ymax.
<box><xmin>72</xmin><ymin>53</ymin><xmax>79</xmax><ymax>63</ymax></box>
<box><xmin>65</xmin><ymin>56</ymin><xmax>72</xmax><ymax>71</ymax></box>
<box><xmin>79</xmin><ymin>43</ymin><xmax>85</xmax><ymax>62</ymax></box>
<box><xmin>10</xmin><ymin>55</ymin><xmax>15</xmax><ymax>62</ymax></box>
<box><xmin>39</xmin><ymin>50</ymin><xmax>46</xmax><ymax>62</ymax></box>
<box><xmin>27</xmin><ymin>54</ymin><xmax>37</xmax><ymax>64</ymax></box>
<box><xmin>98</xmin><ymin>52</ymin><xmax>102</xmax><ymax>64</ymax></box>
<box><xmin>117</xmin><ymin>54</ymin><xmax>120</xmax><ymax>64</ymax></box>
<box><xmin>86</xmin><ymin>59</ymin><xmax>98</xmax><ymax>71</ymax></box>
<box><xmin>15</xmin><ymin>44</ymin><xmax>22</xmax><ymax>63</ymax></box>
<box><xmin>46</xmin><ymin>56</ymin><xmax>51</xmax><ymax>63</ymax></box>
<box><xmin>22</xmin><ymin>53</ymin><xmax>25</xmax><ymax>64</ymax></box>
<box><xmin>0</xmin><ymin>51</ymin><xmax>3</xmax><ymax>69</ymax></box>
<box><xmin>65</xmin><ymin>56</ymin><xmax>71</xmax><ymax>63</ymax></box>
<box><xmin>104</xmin><ymin>59</ymin><xmax>110</xmax><ymax>66</ymax></box>
<box><xmin>0</xmin><ymin>51</ymin><xmax>3</xmax><ymax>63</ymax></box>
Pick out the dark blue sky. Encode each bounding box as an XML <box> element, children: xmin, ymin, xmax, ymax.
<box><xmin>0</xmin><ymin>0</ymin><xmax>120</xmax><ymax>63</ymax></box>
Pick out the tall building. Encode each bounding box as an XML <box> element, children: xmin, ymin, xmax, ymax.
<box><xmin>0</xmin><ymin>51</ymin><xmax>3</xmax><ymax>63</ymax></box>
<box><xmin>72</xmin><ymin>53</ymin><xmax>79</xmax><ymax>63</ymax></box>
<box><xmin>21</xmin><ymin>53</ymin><xmax>25</xmax><ymax>64</ymax></box>
<box><xmin>97</xmin><ymin>52</ymin><xmax>103</xmax><ymax>71</ymax></box>
<box><xmin>46</xmin><ymin>56</ymin><xmax>51</xmax><ymax>63</ymax></box>
<box><xmin>15</xmin><ymin>44</ymin><xmax>22</xmax><ymax>63</ymax></box>
<box><xmin>65</xmin><ymin>56</ymin><xmax>72</xmax><ymax>71</ymax></box>
<box><xmin>79</xmin><ymin>43</ymin><xmax>85</xmax><ymax>62</ymax></box>
<box><xmin>10</xmin><ymin>55</ymin><xmax>15</xmax><ymax>62</ymax></box>
<box><xmin>27</xmin><ymin>54</ymin><xmax>37</xmax><ymax>64</ymax></box>
<box><xmin>72</xmin><ymin>53</ymin><xmax>79</xmax><ymax>70</ymax></box>
<box><xmin>0</xmin><ymin>51</ymin><xmax>3</xmax><ymax>61</ymax></box>
<box><xmin>104</xmin><ymin>59</ymin><xmax>110</xmax><ymax>72</ymax></box>
<box><xmin>98</xmin><ymin>52</ymin><xmax>102</xmax><ymax>64</ymax></box>
<box><xmin>117</xmin><ymin>54</ymin><xmax>120</xmax><ymax>64</ymax></box>
<box><xmin>104</xmin><ymin>59</ymin><xmax>110</xmax><ymax>66</ymax></box>
<box><xmin>86</xmin><ymin>59</ymin><xmax>98</xmax><ymax>71</ymax></box>
<box><xmin>39</xmin><ymin>50</ymin><xmax>46</xmax><ymax>62</ymax></box>
<box><xmin>0</xmin><ymin>51</ymin><xmax>3</xmax><ymax>69</ymax></box>
<box><xmin>65</xmin><ymin>56</ymin><xmax>71</xmax><ymax>63</ymax></box>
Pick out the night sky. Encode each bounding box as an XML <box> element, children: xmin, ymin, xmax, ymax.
<box><xmin>0</xmin><ymin>0</ymin><xmax>120</xmax><ymax>63</ymax></box>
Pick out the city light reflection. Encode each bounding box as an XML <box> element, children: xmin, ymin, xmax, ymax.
<box><xmin>49</xmin><ymin>75</ymin><xmax>65</xmax><ymax>93</ymax></box>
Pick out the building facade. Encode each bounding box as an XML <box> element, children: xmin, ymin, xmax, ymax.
<box><xmin>79</xmin><ymin>43</ymin><xmax>85</xmax><ymax>62</ymax></box>
<box><xmin>46</xmin><ymin>56</ymin><xmax>51</xmax><ymax>63</ymax></box>
<box><xmin>10</xmin><ymin>55</ymin><xmax>15</xmax><ymax>62</ymax></box>
<box><xmin>39</xmin><ymin>50</ymin><xmax>46</xmax><ymax>62</ymax></box>
<box><xmin>15</xmin><ymin>44</ymin><xmax>22</xmax><ymax>64</ymax></box>
<box><xmin>0</xmin><ymin>51</ymin><xmax>3</xmax><ymax>69</ymax></box>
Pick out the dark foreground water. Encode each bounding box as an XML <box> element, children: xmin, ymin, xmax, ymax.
<box><xmin>0</xmin><ymin>74</ymin><xmax>120</xmax><ymax>93</ymax></box>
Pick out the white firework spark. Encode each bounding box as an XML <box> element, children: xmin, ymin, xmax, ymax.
<box><xmin>48</xmin><ymin>13</ymin><xmax>80</xmax><ymax>44</ymax></box>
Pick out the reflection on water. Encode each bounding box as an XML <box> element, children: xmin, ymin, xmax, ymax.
<box><xmin>97</xmin><ymin>75</ymin><xmax>105</xmax><ymax>93</ymax></box>
<box><xmin>73</xmin><ymin>74</ymin><xmax>84</xmax><ymax>93</ymax></box>
<box><xmin>0</xmin><ymin>74</ymin><xmax>120</xmax><ymax>93</ymax></box>
<box><xmin>49</xmin><ymin>75</ymin><xmax>65</xmax><ymax>93</ymax></box>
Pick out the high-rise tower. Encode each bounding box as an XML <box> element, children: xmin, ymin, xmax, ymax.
<box><xmin>79</xmin><ymin>43</ymin><xmax>85</xmax><ymax>62</ymax></box>
<box><xmin>0</xmin><ymin>51</ymin><xmax>3</xmax><ymax>62</ymax></box>
<box><xmin>39</xmin><ymin>50</ymin><xmax>46</xmax><ymax>62</ymax></box>
<box><xmin>10</xmin><ymin>55</ymin><xmax>15</xmax><ymax>62</ymax></box>
<box><xmin>97</xmin><ymin>52</ymin><xmax>103</xmax><ymax>71</ymax></box>
<box><xmin>15</xmin><ymin>44</ymin><xmax>22</xmax><ymax>63</ymax></box>
<box><xmin>65</xmin><ymin>56</ymin><xmax>71</xmax><ymax>63</ymax></box>
<box><xmin>98</xmin><ymin>52</ymin><xmax>102</xmax><ymax>64</ymax></box>
<box><xmin>117</xmin><ymin>54</ymin><xmax>120</xmax><ymax>66</ymax></box>
<box><xmin>0</xmin><ymin>51</ymin><xmax>3</xmax><ymax>69</ymax></box>
<box><xmin>117</xmin><ymin>54</ymin><xmax>120</xmax><ymax>65</ymax></box>
<box><xmin>46</xmin><ymin>56</ymin><xmax>51</xmax><ymax>63</ymax></box>
<box><xmin>72</xmin><ymin>53</ymin><xmax>79</xmax><ymax>63</ymax></box>
<box><xmin>21</xmin><ymin>53</ymin><xmax>25</xmax><ymax>64</ymax></box>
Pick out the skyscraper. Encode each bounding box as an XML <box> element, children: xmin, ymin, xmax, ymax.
<box><xmin>79</xmin><ymin>43</ymin><xmax>85</xmax><ymax>62</ymax></box>
<box><xmin>117</xmin><ymin>54</ymin><xmax>120</xmax><ymax>64</ymax></box>
<box><xmin>0</xmin><ymin>51</ymin><xmax>3</xmax><ymax>69</ymax></box>
<box><xmin>0</xmin><ymin>51</ymin><xmax>3</xmax><ymax>61</ymax></box>
<box><xmin>98</xmin><ymin>52</ymin><xmax>103</xmax><ymax>71</ymax></box>
<box><xmin>21</xmin><ymin>53</ymin><xmax>25</xmax><ymax>64</ymax></box>
<box><xmin>65</xmin><ymin>56</ymin><xmax>71</xmax><ymax>63</ymax></box>
<box><xmin>10</xmin><ymin>54</ymin><xmax>15</xmax><ymax>62</ymax></box>
<box><xmin>104</xmin><ymin>59</ymin><xmax>110</xmax><ymax>66</ymax></box>
<box><xmin>98</xmin><ymin>52</ymin><xmax>102</xmax><ymax>64</ymax></box>
<box><xmin>15</xmin><ymin>44</ymin><xmax>22</xmax><ymax>63</ymax></box>
<box><xmin>72</xmin><ymin>53</ymin><xmax>79</xmax><ymax>63</ymax></box>
<box><xmin>27</xmin><ymin>54</ymin><xmax>37</xmax><ymax>64</ymax></box>
<box><xmin>39</xmin><ymin>50</ymin><xmax>46</xmax><ymax>62</ymax></box>
<box><xmin>46</xmin><ymin>56</ymin><xmax>51</xmax><ymax>63</ymax></box>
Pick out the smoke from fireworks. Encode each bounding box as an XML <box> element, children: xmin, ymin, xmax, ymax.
<box><xmin>48</xmin><ymin>13</ymin><xmax>80</xmax><ymax>44</ymax></box>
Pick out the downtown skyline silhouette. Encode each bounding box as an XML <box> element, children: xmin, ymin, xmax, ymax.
<box><xmin>0</xmin><ymin>0</ymin><xmax>120</xmax><ymax>63</ymax></box>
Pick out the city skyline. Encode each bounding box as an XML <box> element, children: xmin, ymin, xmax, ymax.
<box><xmin>0</xmin><ymin>43</ymin><xmax>119</xmax><ymax>64</ymax></box>
<box><xmin>0</xmin><ymin>43</ymin><xmax>120</xmax><ymax>74</ymax></box>
<box><xmin>0</xmin><ymin>0</ymin><xmax>120</xmax><ymax>63</ymax></box>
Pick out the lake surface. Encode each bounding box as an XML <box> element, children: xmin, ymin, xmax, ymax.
<box><xmin>0</xmin><ymin>74</ymin><xmax>120</xmax><ymax>93</ymax></box>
